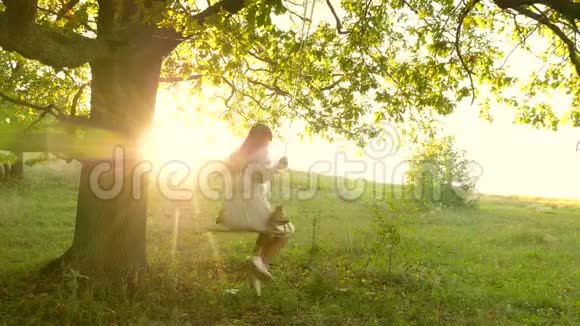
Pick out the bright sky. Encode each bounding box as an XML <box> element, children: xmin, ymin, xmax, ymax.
<box><xmin>444</xmin><ymin>103</ymin><xmax>580</xmax><ymax>199</ymax></box>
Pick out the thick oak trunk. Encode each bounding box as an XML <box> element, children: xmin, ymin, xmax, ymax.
<box><xmin>8</xmin><ymin>152</ymin><xmax>23</xmax><ymax>179</ymax></box>
<box><xmin>0</xmin><ymin>163</ymin><xmax>7</xmax><ymax>181</ymax></box>
<box><xmin>59</xmin><ymin>51</ymin><xmax>164</xmax><ymax>277</ymax></box>
<box><xmin>0</xmin><ymin>152</ymin><xmax>23</xmax><ymax>183</ymax></box>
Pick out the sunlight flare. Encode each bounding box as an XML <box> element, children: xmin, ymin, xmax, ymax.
<box><xmin>139</xmin><ymin>91</ymin><xmax>237</xmax><ymax>167</ymax></box>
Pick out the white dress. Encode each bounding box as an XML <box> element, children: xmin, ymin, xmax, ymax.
<box><xmin>220</xmin><ymin>148</ymin><xmax>281</xmax><ymax>233</ymax></box>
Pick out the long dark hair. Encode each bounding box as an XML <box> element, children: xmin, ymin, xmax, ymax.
<box><xmin>233</xmin><ymin>123</ymin><xmax>273</xmax><ymax>161</ymax></box>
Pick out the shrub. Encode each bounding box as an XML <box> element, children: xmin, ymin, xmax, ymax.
<box><xmin>406</xmin><ymin>136</ymin><xmax>479</xmax><ymax>208</ymax></box>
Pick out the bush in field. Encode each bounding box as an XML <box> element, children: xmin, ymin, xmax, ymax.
<box><xmin>406</xmin><ymin>136</ymin><xmax>479</xmax><ymax>208</ymax></box>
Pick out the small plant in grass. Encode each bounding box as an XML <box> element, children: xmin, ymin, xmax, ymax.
<box><xmin>406</xmin><ymin>136</ymin><xmax>480</xmax><ymax>208</ymax></box>
<box><xmin>309</xmin><ymin>210</ymin><xmax>321</xmax><ymax>257</ymax></box>
<box><xmin>364</xmin><ymin>198</ymin><xmax>420</xmax><ymax>273</ymax></box>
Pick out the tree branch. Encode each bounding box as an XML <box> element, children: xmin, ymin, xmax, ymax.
<box><xmin>248</xmin><ymin>50</ymin><xmax>277</xmax><ymax>66</ymax></box>
<box><xmin>455</xmin><ymin>0</ymin><xmax>480</xmax><ymax>105</ymax></box>
<box><xmin>218</xmin><ymin>77</ymin><xmax>250</xmax><ymax>120</ymax></box>
<box><xmin>246</xmin><ymin>78</ymin><xmax>289</xmax><ymax>96</ymax></box>
<box><xmin>37</xmin><ymin>5</ymin><xmax>97</xmax><ymax>34</ymax></box>
<box><xmin>516</xmin><ymin>6</ymin><xmax>580</xmax><ymax>76</ymax></box>
<box><xmin>159</xmin><ymin>0</ymin><xmax>253</xmax><ymax>47</ymax></box>
<box><xmin>283</xmin><ymin>4</ymin><xmax>310</xmax><ymax>23</ymax></box>
<box><xmin>220</xmin><ymin>78</ymin><xmax>236</xmax><ymax>108</ymax></box>
<box><xmin>320</xmin><ymin>75</ymin><xmax>344</xmax><ymax>91</ymax></box>
<box><xmin>159</xmin><ymin>75</ymin><xmax>202</xmax><ymax>83</ymax></box>
<box><xmin>192</xmin><ymin>0</ymin><xmax>247</xmax><ymax>24</ymax></box>
<box><xmin>325</xmin><ymin>0</ymin><xmax>349</xmax><ymax>34</ymax></box>
<box><xmin>0</xmin><ymin>90</ymin><xmax>59</xmax><ymax>117</ymax></box>
<box><xmin>70</xmin><ymin>83</ymin><xmax>89</xmax><ymax>118</ymax></box>
<box><xmin>56</xmin><ymin>0</ymin><xmax>81</xmax><ymax>20</ymax></box>
<box><xmin>0</xmin><ymin>0</ymin><xmax>107</xmax><ymax>68</ymax></box>
<box><xmin>494</xmin><ymin>0</ymin><xmax>580</xmax><ymax>21</ymax></box>
<box><xmin>500</xmin><ymin>17</ymin><xmax>540</xmax><ymax>68</ymax></box>
<box><xmin>0</xmin><ymin>88</ymin><xmax>96</xmax><ymax>135</ymax></box>
<box><xmin>24</xmin><ymin>111</ymin><xmax>50</xmax><ymax>132</ymax></box>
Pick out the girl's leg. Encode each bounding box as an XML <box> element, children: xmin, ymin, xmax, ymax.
<box><xmin>254</xmin><ymin>233</ymin><xmax>268</xmax><ymax>256</ymax></box>
<box><xmin>255</xmin><ymin>234</ymin><xmax>288</xmax><ymax>265</ymax></box>
<box><xmin>251</xmin><ymin>234</ymin><xmax>272</xmax><ymax>278</ymax></box>
<box><xmin>250</xmin><ymin>235</ymin><xmax>288</xmax><ymax>295</ymax></box>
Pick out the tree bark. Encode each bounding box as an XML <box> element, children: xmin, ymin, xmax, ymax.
<box><xmin>0</xmin><ymin>163</ymin><xmax>6</xmax><ymax>182</ymax></box>
<box><xmin>8</xmin><ymin>152</ymin><xmax>23</xmax><ymax>179</ymax></box>
<box><xmin>58</xmin><ymin>49</ymin><xmax>164</xmax><ymax>278</ymax></box>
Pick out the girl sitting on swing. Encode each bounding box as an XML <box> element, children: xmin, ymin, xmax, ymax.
<box><xmin>219</xmin><ymin>123</ymin><xmax>294</xmax><ymax>290</ymax></box>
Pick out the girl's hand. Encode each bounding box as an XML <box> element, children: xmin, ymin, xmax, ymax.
<box><xmin>277</xmin><ymin>157</ymin><xmax>288</xmax><ymax>169</ymax></box>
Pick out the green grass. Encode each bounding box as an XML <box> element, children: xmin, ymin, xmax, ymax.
<box><xmin>1</xmin><ymin>162</ymin><xmax>579</xmax><ymax>325</ymax></box>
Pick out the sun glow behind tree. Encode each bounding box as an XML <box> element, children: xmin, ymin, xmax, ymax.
<box><xmin>142</xmin><ymin>87</ymin><xmax>239</xmax><ymax>168</ymax></box>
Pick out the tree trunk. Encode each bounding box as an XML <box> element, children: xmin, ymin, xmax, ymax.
<box><xmin>57</xmin><ymin>51</ymin><xmax>164</xmax><ymax>278</ymax></box>
<box><xmin>8</xmin><ymin>151</ymin><xmax>23</xmax><ymax>179</ymax></box>
<box><xmin>0</xmin><ymin>163</ymin><xmax>5</xmax><ymax>182</ymax></box>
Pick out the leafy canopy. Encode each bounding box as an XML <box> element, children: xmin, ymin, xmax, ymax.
<box><xmin>0</xmin><ymin>0</ymin><xmax>578</xmax><ymax>145</ymax></box>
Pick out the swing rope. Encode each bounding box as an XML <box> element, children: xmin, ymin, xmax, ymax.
<box><xmin>272</xmin><ymin>0</ymin><xmax>317</xmax><ymax>205</ymax></box>
<box><xmin>282</xmin><ymin>0</ymin><xmax>317</xmax><ymax>158</ymax></box>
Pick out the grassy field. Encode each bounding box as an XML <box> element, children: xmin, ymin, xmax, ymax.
<box><xmin>0</xmin><ymin>161</ymin><xmax>579</xmax><ymax>325</ymax></box>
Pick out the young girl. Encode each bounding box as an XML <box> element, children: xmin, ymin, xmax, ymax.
<box><xmin>220</xmin><ymin>123</ymin><xmax>293</xmax><ymax>293</ymax></box>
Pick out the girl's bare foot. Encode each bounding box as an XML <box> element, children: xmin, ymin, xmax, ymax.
<box><xmin>250</xmin><ymin>256</ymin><xmax>272</xmax><ymax>279</ymax></box>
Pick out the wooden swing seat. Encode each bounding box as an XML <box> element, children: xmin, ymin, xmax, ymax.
<box><xmin>205</xmin><ymin>224</ymin><xmax>292</xmax><ymax>236</ymax></box>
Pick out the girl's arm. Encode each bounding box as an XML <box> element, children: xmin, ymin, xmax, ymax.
<box><xmin>247</xmin><ymin>148</ymin><xmax>287</xmax><ymax>184</ymax></box>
